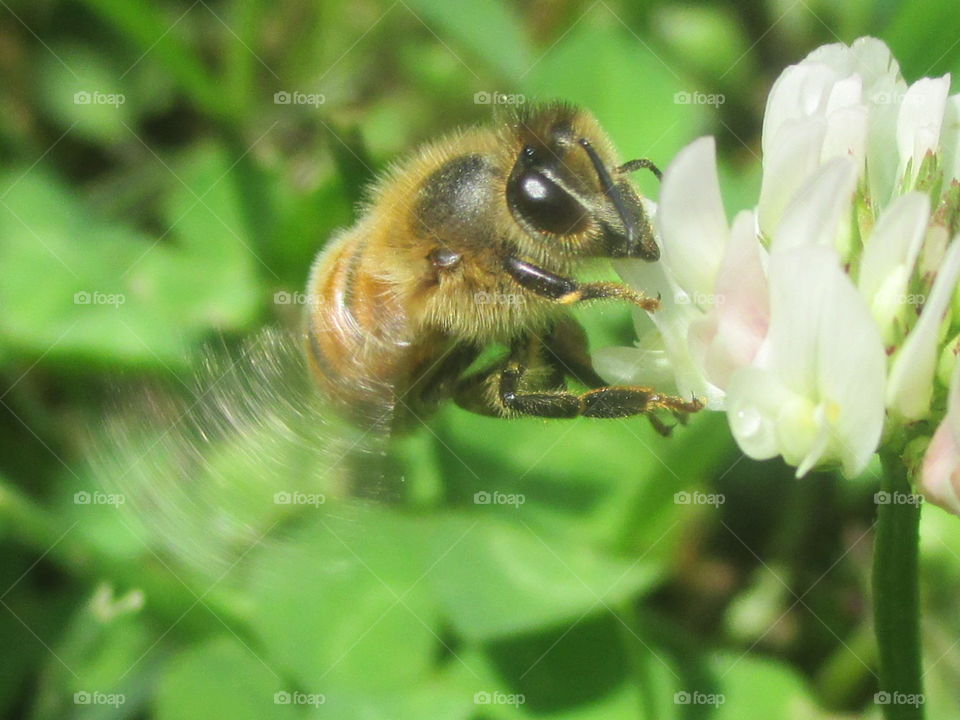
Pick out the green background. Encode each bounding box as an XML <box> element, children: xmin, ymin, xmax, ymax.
<box><xmin>1</xmin><ymin>0</ymin><xmax>959</xmax><ymax>718</ymax></box>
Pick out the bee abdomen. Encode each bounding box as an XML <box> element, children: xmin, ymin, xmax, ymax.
<box><xmin>305</xmin><ymin>229</ymin><xmax>411</xmax><ymax>426</ymax></box>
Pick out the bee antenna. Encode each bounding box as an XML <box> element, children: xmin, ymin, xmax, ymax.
<box><xmin>617</xmin><ymin>157</ymin><xmax>662</xmax><ymax>180</ymax></box>
<box><xmin>577</xmin><ymin>138</ymin><xmax>638</xmax><ymax>249</ymax></box>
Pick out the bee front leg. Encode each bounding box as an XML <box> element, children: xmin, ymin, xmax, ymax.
<box><xmin>503</xmin><ymin>256</ymin><xmax>659</xmax><ymax>311</ymax></box>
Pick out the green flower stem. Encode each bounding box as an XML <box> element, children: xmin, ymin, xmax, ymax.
<box><xmin>873</xmin><ymin>451</ymin><xmax>924</xmax><ymax>720</ymax></box>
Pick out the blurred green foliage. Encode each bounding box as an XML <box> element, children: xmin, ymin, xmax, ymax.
<box><xmin>1</xmin><ymin>0</ymin><xmax>959</xmax><ymax>718</ymax></box>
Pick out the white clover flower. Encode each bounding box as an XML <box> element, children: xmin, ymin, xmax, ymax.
<box><xmin>597</xmin><ymin>37</ymin><xmax>960</xmax><ymax>512</ymax></box>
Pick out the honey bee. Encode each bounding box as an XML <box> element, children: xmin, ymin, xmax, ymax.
<box><xmin>307</xmin><ymin>101</ymin><xmax>701</xmax><ymax>433</ymax></box>
<box><xmin>93</xmin><ymin>102</ymin><xmax>701</xmax><ymax>577</ymax></box>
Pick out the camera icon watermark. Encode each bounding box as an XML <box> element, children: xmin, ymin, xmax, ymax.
<box><xmin>673</xmin><ymin>90</ymin><xmax>725</xmax><ymax>107</ymax></box>
<box><xmin>474</xmin><ymin>291</ymin><xmax>524</xmax><ymax>306</ymax></box>
<box><xmin>874</xmin><ymin>691</ymin><xmax>924</xmax><ymax>707</ymax></box>
<box><xmin>871</xmin><ymin>90</ymin><xmax>908</xmax><ymax>106</ymax></box>
<box><xmin>474</xmin><ymin>91</ymin><xmax>526</xmax><ymax>105</ymax></box>
<box><xmin>274</xmin><ymin>491</ymin><xmax>326</xmax><ymax>507</ymax></box>
<box><xmin>473</xmin><ymin>490</ymin><xmax>525</xmax><ymax>508</ymax></box>
<box><xmin>674</xmin><ymin>491</ymin><xmax>725</xmax><ymax>507</ymax></box>
<box><xmin>896</xmin><ymin>292</ymin><xmax>926</xmax><ymax>306</ymax></box>
<box><xmin>74</xmin><ymin>490</ymin><xmax>125</xmax><ymax>507</ymax></box>
<box><xmin>274</xmin><ymin>90</ymin><xmax>326</xmax><ymax>107</ymax></box>
<box><xmin>73</xmin><ymin>691</ymin><xmax>125</xmax><ymax>707</ymax></box>
<box><xmin>675</xmin><ymin>290</ymin><xmax>725</xmax><ymax>306</ymax></box>
<box><xmin>273</xmin><ymin>290</ymin><xmax>315</xmax><ymax>305</ymax></box>
<box><xmin>874</xmin><ymin>490</ymin><xmax>924</xmax><ymax>506</ymax></box>
<box><xmin>674</xmin><ymin>690</ymin><xmax>725</xmax><ymax>706</ymax></box>
<box><xmin>73</xmin><ymin>290</ymin><xmax>126</xmax><ymax>308</ymax></box>
<box><xmin>473</xmin><ymin>690</ymin><xmax>525</xmax><ymax>707</ymax></box>
<box><xmin>274</xmin><ymin>690</ymin><xmax>325</xmax><ymax>706</ymax></box>
<box><xmin>73</xmin><ymin>90</ymin><xmax>126</xmax><ymax>107</ymax></box>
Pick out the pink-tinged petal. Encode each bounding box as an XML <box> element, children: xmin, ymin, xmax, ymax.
<box><xmin>772</xmin><ymin>156</ymin><xmax>859</xmax><ymax>254</ymax></box>
<box><xmin>657</xmin><ymin>136</ymin><xmax>728</xmax><ymax>300</ymax></box>
<box><xmin>897</xmin><ymin>75</ymin><xmax>951</xmax><ymax>185</ymax></box>
<box><xmin>695</xmin><ymin>210</ymin><xmax>770</xmax><ymax>389</ymax></box>
<box><xmin>758</xmin><ymin>119</ymin><xmax>827</xmax><ymax>237</ymax></box>
<box><xmin>921</xmin><ymin>363</ymin><xmax>960</xmax><ymax>515</ymax></box>
<box><xmin>888</xmin><ymin>238</ymin><xmax>960</xmax><ymax>420</ymax></box>
<box><xmin>922</xmin><ymin>420</ymin><xmax>960</xmax><ymax>515</ymax></box>
<box><xmin>858</xmin><ymin>192</ymin><xmax>930</xmax><ymax>343</ymax></box>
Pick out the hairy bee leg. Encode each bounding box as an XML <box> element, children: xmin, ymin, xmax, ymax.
<box><xmin>503</xmin><ymin>256</ymin><xmax>660</xmax><ymax>311</ymax></box>
<box><xmin>498</xmin><ymin>363</ymin><xmax>581</xmax><ymax>418</ymax></box>
<box><xmin>452</xmin><ymin>346</ymin><xmax>702</xmax><ymax>425</ymax></box>
<box><xmin>575</xmin><ymin>386</ymin><xmax>704</xmax><ymax>417</ymax></box>
<box><xmin>496</xmin><ymin>358</ymin><xmax>703</xmax><ymax>421</ymax></box>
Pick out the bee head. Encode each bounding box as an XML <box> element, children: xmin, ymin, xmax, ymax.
<box><xmin>503</xmin><ymin>103</ymin><xmax>659</xmax><ymax>262</ymax></box>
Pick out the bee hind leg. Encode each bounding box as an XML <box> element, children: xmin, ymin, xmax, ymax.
<box><xmin>455</xmin><ymin>360</ymin><xmax>702</xmax><ymax>429</ymax></box>
<box><xmin>541</xmin><ymin>317</ymin><xmax>697</xmax><ymax>434</ymax></box>
<box><xmin>501</xmin><ymin>362</ymin><xmax>701</xmax><ymax>428</ymax></box>
<box><xmin>453</xmin><ymin>332</ymin><xmax>702</xmax><ymax>428</ymax></box>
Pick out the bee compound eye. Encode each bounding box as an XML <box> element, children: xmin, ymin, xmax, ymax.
<box><xmin>507</xmin><ymin>168</ymin><xmax>587</xmax><ymax>236</ymax></box>
<box><xmin>429</xmin><ymin>247</ymin><xmax>461</xmax><ymax>268</ymax></box>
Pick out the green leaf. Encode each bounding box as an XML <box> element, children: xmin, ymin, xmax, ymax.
<box><xmin>0</xmin><ymin>148</ymin><xmax>261</xmax><ymax>366</ymax></box>
<box><xmin>710</xmin><ymin>653</ymin><xmax>820</xmax><ymax>720</ymax></box>
<box><xmin>245</xmin><ymin>507</ymin><xmax>439</xmax><ymax>693</ymax></box>
<box><xmin>434</xmin><ymin>406</ymin><xmax>735</xmax><ymax>561</ymax></box>
<box><xmin>315</xmin><ymin>672</ymin><xmax>476</xmax><ymax>720</ymax></box>
<box><xmin>75</xmin><ymin>0</ymin><xmax>223</xmax><ymax>118</ymax></box>
<box><xmin>36</xmin><ymin>45</ymin><xmax>134</xmax><ymax>145</ymax></box>
<box><xmin>154</xmin><ymin>636</ymin><xmax>300</xmax><ymax>720</ymax></box>
<box><xmin>28</xmin><ymin>585</ymin><xmax>157</xmax><ymax>720</ymax></box>
<box><xmin>483</xmin><ymin>613</ymin><xmax>633</xmax><ymax>715</ymax></box>
<box><xmin>153</xmin><ymin>142</ymin><xmax>264</xmax><ymax>329</ymax></box>
<box><xmin>425</xmin><ymin>513</ymin><xmax>656</xmax><ymax>640</ymax></box>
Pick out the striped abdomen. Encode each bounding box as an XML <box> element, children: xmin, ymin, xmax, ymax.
<box><xmin>305</xmin><ymin>227</ymin><xmax>413</xmax><ymax>427</ymax></box>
